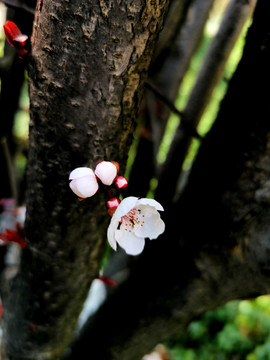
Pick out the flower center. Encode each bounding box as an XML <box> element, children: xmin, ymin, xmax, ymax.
<box><xmin>120</xmin><ymin>208</ymin><xmax>145</xmax><ymax>232</ymax></box>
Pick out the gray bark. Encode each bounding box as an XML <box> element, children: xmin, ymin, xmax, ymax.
<box><xmin>2</xmin><ymin>0</ymin><xmax>270</xmax><ymax>360</ymax></box>
<box><xmin>0</xmin><ymin>1</ymin><xmax>169</xmax><ymax>359</ymax></box>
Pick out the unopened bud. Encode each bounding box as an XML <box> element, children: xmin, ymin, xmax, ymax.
<box><xmin>114</xmin><ymin>176</ymin><xmax>128</xmax><ymax>189</ymax></box>
<box><xmin>69</xmin><ymin>167</ymin><xmax>99</xmax><ymax>198</ymax></box>
<box><xmin>95</xmin><ymin>161</ymin><xmax>117</xmax><ymax>186</ymax></box>
<box><xmin>106</xmin><ymin>197</ymin><xmax>121</xmax><ymax>216</ymax></box>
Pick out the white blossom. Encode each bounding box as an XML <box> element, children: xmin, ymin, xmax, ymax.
<box><xmin>69</xmin><ymin>167</ymin><xmax>99</xmax><ymax>198</ymax></box>
<box><xmin>94</xmin><ymin>161</ymin><xmax>117</xmax><ymax>186</ymax></box>
<box><xmin>107</xmin><ymin>197</ymin><xmax>165</xmax><ymax>255</ymax></box>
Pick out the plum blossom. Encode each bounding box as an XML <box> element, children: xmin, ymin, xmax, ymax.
<box><xmin>107</xmin><ymin>197</ymin><xmax>165</xmax><ymax>255</ymax></box>
<box><xmin>69</xmin><ymin>167</ymin><xmax>99</xmax><ymax>198</ymax></box>
<box><xmin>94</xmin><ymin>161</ymin><xmax>117</xmax><ymax>186</ymax></box>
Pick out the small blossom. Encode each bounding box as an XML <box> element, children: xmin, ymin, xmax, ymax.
<box><xmin>114</xmin><ymin>176</ymin><xmax>128</xmax><ymax>189</ymax></box>
<box><xmin>3</xmin><ymin>21</ymin><xmax>28</xmax><ymax>58</ymax></box>
<box><xmin>107</xmin><ymin>197</ymin><xmax>165</xmax><ymax>256</ymax></box>
<box><xmin>95</xmin><ymin>161</ymin><xmax>117</xmax><ymax>186</ymax></box>
<box><xmin>69</xmin><ymin>167</ymin><xmax>99</xmax><ymax>198</ymax></box>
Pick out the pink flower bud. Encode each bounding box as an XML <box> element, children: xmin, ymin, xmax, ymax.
<box><xmin>106</xmin><ymin>197</ymin><xmax>121</xmax><ymax>216</ymax></box>
<box><xmin>69</xmin><ymin>167</ymin><xmax>99</xmax><ymax>198</ymax></box>
<box><xmin>95</xmin><ymin>161</ymin><xmax>117</xmax><ymax>186</ymax></box>
<box><xmin>114</xmin><ymin>176</ymin><xmax>128</xmax><ymax>189</ymax></box>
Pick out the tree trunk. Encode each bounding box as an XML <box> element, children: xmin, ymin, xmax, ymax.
<box><xmin>0</xmin><ymin>1</ymin><xmax>169</xmax><ymax>359</ymax></box>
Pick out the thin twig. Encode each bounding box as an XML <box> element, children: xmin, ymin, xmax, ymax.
<box><xmin>1</xmin><ymin>136</ymin><xmax>17</xmax><ymax>203</ymax></box>
<box><xmin>145</xmin><ymin>81</ymin><xmax>203</xmax><ymax>141</ymax></box>
<box><xmin>182</xmin><ymin>0</ymin><xmax>258</xmax><ymax>129</ymax></box>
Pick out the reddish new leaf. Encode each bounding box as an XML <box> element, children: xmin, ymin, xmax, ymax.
<box><xmin>0</xmin><ymin>227</ymin><xmax>27</xmax><ymax>248</ymax></box>
<box><xmin>3</xmin><ymin>21</ymin><xmax>28</xmax><ymax>58</ymax></box>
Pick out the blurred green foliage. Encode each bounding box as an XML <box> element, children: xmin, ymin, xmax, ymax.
<box><xmin>167</xmin><ymin>296</ymin><xmax>270</xmax><ymax>360</ymax></box>
<box><xmin>13</xmin><ymin>75</ymin><xmax>30</xmax><ymax>140</ymax></box>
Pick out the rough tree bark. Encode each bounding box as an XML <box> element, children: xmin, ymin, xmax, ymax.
<box><xmin>61</xmin><ymin>0</ymin><xmax>270</xmax><ymax>359</ymax></box>
<box><xmin>2</xmin><ymin>0</ymin><xmax>270</xmax><ymax>359</ymax></box>
<box><xmin>0</xmin><ymin>1</ymin><xmax>169</xmax><ymax>359</ymax></box>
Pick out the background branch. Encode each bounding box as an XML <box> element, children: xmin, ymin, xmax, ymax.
<box><xmin>128</xmin><ymin>0</ymin><xmax>212</xmax><ymax>197</ymax></box>
<box><xmin>155</xmin><ymin>0</ymin><xmax>257</xmax><ymax>207</ymax></box>
<box><xmin>0</xmin><ymin>5</ymin><xmax>34</xmax><ymax>200</ymax></box>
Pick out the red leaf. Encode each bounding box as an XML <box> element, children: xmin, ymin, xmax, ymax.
<box><xmin>0</xmin><ymin>228</ymin><xmax>26</xmax><ymax>248</ymax></box>
<box><xmin>3</xmin><ymin>21</ymin><xmax>28</xmax><ymax>58</ymax></box>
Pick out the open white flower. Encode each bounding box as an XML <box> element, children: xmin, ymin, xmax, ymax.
<box><xmin>69</xmin><ymin>167</ymin><xmax>99</xmax><ymax>198</ymax></box>
<box><xmin>94</xmin><ymin>161</ymin><xmax>117</xmax><ymax>186</ymax></box>
<box><xmin>107</xmin><ymin>196</ymin><xmax>165</xmax><ymax>255</ymax></box>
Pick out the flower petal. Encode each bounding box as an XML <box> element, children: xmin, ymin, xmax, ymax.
<box><xmin>69</xmin><ymin>176</ymin><xmax>98</xmax><ymax>198</ymax></box>
<box><xmin>69</xmin><ymin>167</ymin><xmax>95</xmax><ymax>180</ymax></box>
<box><xmin>134</xmin><ymin>209</ymin><xmax>165</xmax><ymax>239</ymax></box>
<box><xmin>136</xmin><ymin>198</ymin><xmax>164</xmax><ymax>211</ymax></box>
<box><xmin>115</xmin><ymin>229</ymin><xmax>145</xmax><ymax>255</ymax></box>
<box><xmin>107</xmin><ymin>219</ymin><xmax>118</xmax><ymax>250</ymax></box>
<box><xmin>112</xmin><ymin>196</ymin><xmax>138</xmax><ymax>220</ymax></box>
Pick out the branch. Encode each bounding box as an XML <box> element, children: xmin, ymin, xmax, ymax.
<box><xmin>0</xmin><ymin>137</ymin><xmax>17</xmax><ymax>202</ymax></box>
<box><xmin>150</xmin><ymin>0</ymin><xmax>192</xmax><ymax>71</ymax></box>
<box><xmin>155</xmin><ymin>0</ymin><xmax>257</xmax><ymax>207</ymax></box>
<box><xmin>1</xmin><ymin>0</ymin><xmax>36</xmax><ymax>15</ymax></box>
<box><xmin>0</xmin><ymin>1</ymin><xmax>170</xmax><ymax>359</ymax></box>
<box><xmin>150</xmin><ymin>0</ymin><xmax>214</xmax><ymax>148</ymax></box>
<box><xmin>145</xmin><ymin>81</ymin><xmax>203</xmax><ymax>140</ymax></box>
<box><xmin>127</xmin><ymin>0</ymin><xmax>211</xmax><ymax>197</ymax></box>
